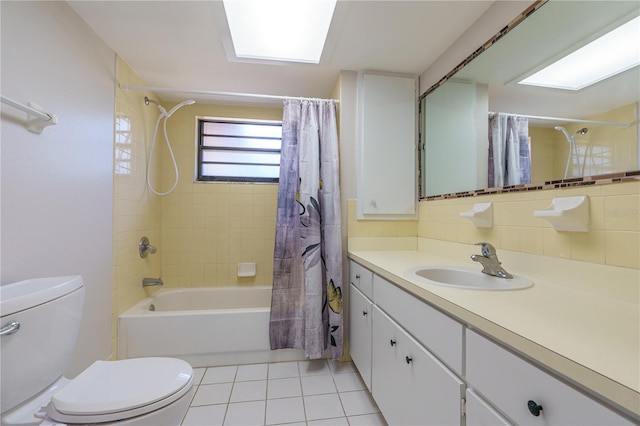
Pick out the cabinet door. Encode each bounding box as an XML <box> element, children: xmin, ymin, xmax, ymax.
<box><xmin>349</xmin><ymin>284</ymin><xmax>372</xmax><ymax>390</ymax></box>
<box><xmin>466</xmin><ymin>388</ymin><xmax>513</xmax><ymax>426</ymax></box>
<box><xmin>372</xmin><ymin>306</ymin><xmax>464</xmax><ymax>425</ymax></box>
<box><xmin>357</xmin><ymin>73</ymin><xmax>416</xmax><ymax>219</ymax></box>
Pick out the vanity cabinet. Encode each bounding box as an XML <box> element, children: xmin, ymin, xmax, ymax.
<box><xmin>349</xmin><ymin>284</ymin><xmax>372</xmax><ymax>390</ymax></box>
<box><xmin>348</xmin><ymin>260</ymin><xmax>635</xmax><ymax>426</ymax></box>
<box><xmin>372</xmin><ymin>305</ymin><xmax>465</xmax><ymax>425</ymax></box>
<box><xmin>466</xmin><ymin>329</ymin><xmax>633</xmax><ymax>425</ymax></box>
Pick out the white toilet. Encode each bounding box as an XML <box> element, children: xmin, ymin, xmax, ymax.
<box><xmin>0</xmin><ymin>276</ymin><xmax>195</xmax><ymax>426</ymax></box>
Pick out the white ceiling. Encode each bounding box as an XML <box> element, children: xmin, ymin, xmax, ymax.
<box><xmin>68</xmin><ymin>0</ymin><xmax>494</xmax><ymax>105</ymax></box>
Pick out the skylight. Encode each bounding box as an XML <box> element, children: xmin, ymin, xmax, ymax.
<box><xmin>518</xmin><ymin>15</ymin><xmax>640</xmax><ymax>90</ymax></box>
<box><xmin>222</xmin><ymin>0</ymin><xmax>337</xmax><ymax>64</ymax></box>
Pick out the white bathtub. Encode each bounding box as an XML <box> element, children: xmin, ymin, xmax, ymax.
<box><xmin>118</xmin><ymin>286</ymin><xmax>304</xmax><ymax>367</ymax></box>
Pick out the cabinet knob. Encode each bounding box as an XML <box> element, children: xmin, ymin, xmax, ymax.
<box><xmin>362</xmin><ymin>310</ymin><xmax>368</xmax><ymax>316</ymax></box>
<box><xmin>405</xmin><ymin>356</ymin><xmax>413</xmax><ymax>364</ymax></box>
<box><xmin>390</xmin><ymin>339</ymin><xmax>396</xmax><ymax>346</ymax></box>
<box><xmin>527</xmin><ymin>400</ymin><xmax>543</xmax><ymax>417</ymax></box>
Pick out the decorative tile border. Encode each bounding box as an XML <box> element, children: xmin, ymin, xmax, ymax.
<box><xmin>423</xmin><ymin>171</ymin><xmax>640</xmax><ymax>201</ymax></box>
<box><xmin>420</xmin><ymin>0</ymin><xmax>547</xmax><ymax>100</ymax></box>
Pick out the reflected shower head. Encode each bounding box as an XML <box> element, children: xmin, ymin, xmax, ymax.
<box><xmin>554</xmin><ymin>126</ymin><xmax>571</xmax><ymax>140</ymax></box>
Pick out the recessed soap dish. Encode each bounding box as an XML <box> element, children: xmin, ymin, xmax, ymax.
<box><xmin>533</xmin><ymin>195</ymin><xmax>589</xmax><ymax>232</ymax></box>
<box><xmin>237</xmin><ymin>262</ymin><xmax>256</xmax><ymax>277</ymax></box>
<box><xmin>460</xmin><ymin>202</ymin><xmax>493</xmax><ymax>228</ymax></box>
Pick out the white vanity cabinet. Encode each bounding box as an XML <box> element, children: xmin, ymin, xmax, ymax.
<box><xmin>466</xmin><ymin>330</ymin><xmax>633</xmax><ymax>425</ymax></box>
<box><xmin>372</xmin><ymin>305</ymin><xmax>465</xmax><ymax>425</ymax></box>
<box><xmin>349</xmin><ymin>284</ymin><xmax>372</xmax><ymax>390</ymax></box>
<box><xmin>347</xmin><ymin>260</ymin><xmax>635</xmax><ymax>426</ymax></box>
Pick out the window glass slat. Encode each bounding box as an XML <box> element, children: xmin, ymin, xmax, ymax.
<box><xmin>201</xmin><ymin>163</ymin><xmax>280</xmax><ymax>179</ymax></box>
<box><xmin>201</xmin><ymin>150</ymin><xmax>280</xmax><ymax>165</ymax></box>
<box><xmin>202</xmin><ymin>121</ymin><xmax>282</xmax><ymax>138</ymax></box>
<box><xmin>202</xmin><ymin>136</ymin><xmax>280</xmax><ymax>150</ymax></box>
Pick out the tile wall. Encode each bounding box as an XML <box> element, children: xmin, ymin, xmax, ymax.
<box><xmin>113</xmin><ymin>57</ymin><xmax>163</xmax><ymax>354</ymax></box>
<box><xmin>161</xmin><ymin>103</ymin><xmax>282</xmax><ymax>288</ymax></box>
<box><xmin>347</xmin><ymin>181</ymin><xmax>639</xmax><ymax>270</ymax></box>
<box><xmin>419</xmin><ymin>181</ymin><xmax>639</xmax><ymax>269</ymax></box>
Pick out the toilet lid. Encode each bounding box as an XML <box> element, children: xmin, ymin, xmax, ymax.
<box><xmin>51</xmin><ymin>357</ymin><xmax>192</xmax><ymax>416</ymax></box>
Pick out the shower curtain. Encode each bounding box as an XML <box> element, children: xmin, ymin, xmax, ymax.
<box><xmin>269</xmin><ymin>99</ymin><xmax>343</xmax><ymax>360</ymax></box>
<box><xmin>488</xmin><ymin>113</ymin><xmax>531</xmax><ymax>187</ymax></box>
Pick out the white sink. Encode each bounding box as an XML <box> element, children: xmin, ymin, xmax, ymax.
<box><xmin>404</xmin><ymin>266</ymin><xmax>533</xmax><ymax>291</ymax></box>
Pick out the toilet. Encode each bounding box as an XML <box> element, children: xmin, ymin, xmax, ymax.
<box><xmin>0</xmin><ymin>276</ymin><xmax>195</xmax><ymax>426</ymax></box>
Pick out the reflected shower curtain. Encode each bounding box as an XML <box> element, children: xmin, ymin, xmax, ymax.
<box><xmin>270</xmin><ymin>99</ymin><xmax>343</xmax><ymax>360</ymax></box>
<box><xmin>488</xmin><ymin>113</ymin><xmax>531</xmax><ymax>187</ymax></box>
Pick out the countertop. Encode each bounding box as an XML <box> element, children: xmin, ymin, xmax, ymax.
<box><xmin>348</xmin><ymin>242</ymin><xmax>640</xmax><ymax>418</ymax></box>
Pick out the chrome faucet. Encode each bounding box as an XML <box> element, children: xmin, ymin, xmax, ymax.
<box><xmin>142</xmin><ymin>277</ymin><xmax>163</xmax><ymax>287</ymax></box>
<box><xmin>471</xmin><ymin>242</ymin><xmax>513</xmax><ymax>279</ymax></box>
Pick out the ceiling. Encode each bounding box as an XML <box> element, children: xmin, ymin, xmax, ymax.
<box><xmin>68</xmin><ymin>0</ymin><xmax>494</xmax><ymax>106</ymax></box>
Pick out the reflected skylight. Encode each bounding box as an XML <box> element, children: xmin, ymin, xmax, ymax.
<box><xmin>518</xmin><ymin>16</ymin><xmax>640</xmax><ymax>90</ymax></box>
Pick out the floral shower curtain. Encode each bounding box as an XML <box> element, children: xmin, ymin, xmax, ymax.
<box><xmin>269</xmin><ymin>99</ymin><xmax>343</xmax><ymax>360</ymax></box>
<box><xmin>488</xmin><ymin>113</ymin><xmax>531</xmax><ymax>187</ymax></box>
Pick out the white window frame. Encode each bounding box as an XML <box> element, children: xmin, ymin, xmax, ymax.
<box><xmin>196</xmin><ymin>117</ymin><xmax>282</xmax><ymax>183</ymax></box>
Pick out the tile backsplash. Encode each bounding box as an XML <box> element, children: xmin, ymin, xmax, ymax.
<box><xmin>348</xmin><ymin>180</ymin><xmax>639</xmax><ymax>269</ymax></box>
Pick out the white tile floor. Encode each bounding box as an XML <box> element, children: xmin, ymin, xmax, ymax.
<box><xmin>181</xmin><ymin>360</ymin><xmax>387</xmax><ymax>426</ymax></box>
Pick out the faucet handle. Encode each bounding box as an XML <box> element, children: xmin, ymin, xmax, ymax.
<box><xmin>475</xmin><ymin>242</ymin><xmax>497</xmax><ymax>258</ymax></box>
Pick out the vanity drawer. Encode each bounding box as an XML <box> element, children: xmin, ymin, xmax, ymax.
<box><xmin>466</xmin><ymin>330</ymin><xmax>633</xmax><ymax>425</ymax></box>
<box><xmin>349</xmin><ymin>260</ymin><xmax>373</xmax><ymax>299</ymax></box>
<box><xmin>373</xmin><ymin>274</ymin><xmax>463</xmax><ymax>375</ymax></box>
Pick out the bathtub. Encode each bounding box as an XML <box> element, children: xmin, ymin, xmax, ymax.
<box><xmin>118</xmin><ymin>286</ymin><xmax>305</xmax><ymax>367</ymax></box>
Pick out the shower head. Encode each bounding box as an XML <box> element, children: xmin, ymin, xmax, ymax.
<box><xmin>166</xmin><ymin>99</ymin><xmax>195</xmax><ymax>118</ymax></box>
<box><xmin>144</xmin><ymin>96</ymin><xmax>194</xmax><ymax>118</ymax></box>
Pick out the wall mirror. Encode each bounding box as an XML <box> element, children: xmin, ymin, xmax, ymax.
<box><xmin>420</xmin><ymin>0</ymin><xmax>640</xmax><ymax>198</ymax></box>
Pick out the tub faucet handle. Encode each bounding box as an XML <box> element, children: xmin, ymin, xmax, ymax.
<box><xmin>139</xmin><ymin>236</ymin><xmax>157</xmax><ymax>258</ymax></box>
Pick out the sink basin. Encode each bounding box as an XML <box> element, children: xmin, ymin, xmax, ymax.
<box><xmin>404</xmin><ymin>266</ymin><xmax>533</xmax><ymax>291</ymax></box>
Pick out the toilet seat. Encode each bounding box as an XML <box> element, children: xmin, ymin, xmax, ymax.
<box><xmin>45</xmin><ymin>357</ymin><xmax>193</xmax><ymax>424</ymax></box>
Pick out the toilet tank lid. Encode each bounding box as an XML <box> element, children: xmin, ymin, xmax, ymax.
<box><xmin>0</xmin><ymin>275</ymin><xmax>83</xmax><ymax>316</ymax></box>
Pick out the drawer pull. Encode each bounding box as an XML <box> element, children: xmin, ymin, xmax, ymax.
<box><xmin>362</xmin><ymin>310</ymin><xmax>368</xmax><ymax>316</ymax></box>
<box><xmin>405</xmin><ymin>356</ymin><xmax>413</xmax><ymax>364</ymax></box>
<box><xmin>527</xmin><ymin>400</ymin><xmax>543</xmax><ymax>417</ymax></box>
<box><xmin>355</xmin><ymin>274</ymin><xmax>360</xmax><ymax>280</ymax></box>
<box><xmin>390</xmin><ymin>339</ymin><xmax>397</xmax><ymax>346</ymax></box>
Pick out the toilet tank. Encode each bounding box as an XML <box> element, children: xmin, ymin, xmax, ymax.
<box><xmin>0</xmin><ymin>276</ymin><xmax>84</xmax><ymax>415</ymax></box>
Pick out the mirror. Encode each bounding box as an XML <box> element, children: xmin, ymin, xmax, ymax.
<box><xmin>420</xmin><ymin>0</ymin><xmax>640</xmax><ymax>198</ymax></box>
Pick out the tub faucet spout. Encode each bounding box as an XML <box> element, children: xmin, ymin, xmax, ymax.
<box><xmin>471</xmin><ymin>242</ymin><xmax>513</xmax><ymax>279</ymax></box>
<box><xmin>142</xmin><ymin>277</ymin><xmax>163</xmax><ymax>287</ymax></box>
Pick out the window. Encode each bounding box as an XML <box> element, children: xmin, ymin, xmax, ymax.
<box><xmin>197</xmin><ymin>118</ymin><xmax>282</xmax><ymax>182</ymax></box>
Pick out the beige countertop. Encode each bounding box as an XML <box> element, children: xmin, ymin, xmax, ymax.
<box><xmin>348</xmin><ymin>242</ymin><xmax>640</xmax><ymax>418</ymax></box>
